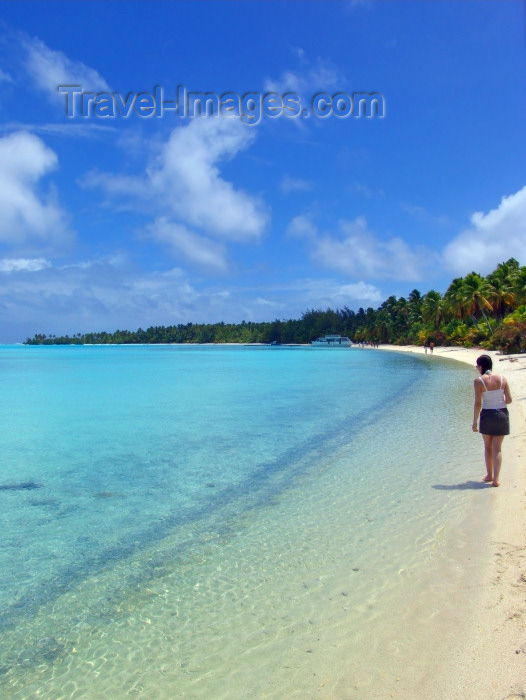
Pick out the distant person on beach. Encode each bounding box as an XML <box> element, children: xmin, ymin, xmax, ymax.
<box><xmin>472</xmin><ymin>354</ymin><xmax>512</xmax><ymax>487</ymax></box>
<box><xmin>429</xmin><ymin>342</ymin><xmax>434</xmax><ymax>353</ymax></box>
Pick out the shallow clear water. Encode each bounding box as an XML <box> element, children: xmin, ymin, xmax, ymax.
<box><xmin>0</xmin><ymin>345</ymin><xmax>486</xmax><ymax>698</ymax></box>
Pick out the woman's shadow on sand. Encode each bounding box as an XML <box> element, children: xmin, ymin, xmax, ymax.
<box><xmin>432</xmin><ymin>481</ymin><xmax>491</xmax><ymax>491</ymax></box>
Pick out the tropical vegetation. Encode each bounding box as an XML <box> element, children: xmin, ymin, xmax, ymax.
<box><xmin>24</xmin><ymin>258</ymin><xmax>526</xmax><ymax>354</ymax></box>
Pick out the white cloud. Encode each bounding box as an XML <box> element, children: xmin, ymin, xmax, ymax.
<box><xmin>318</xmin><ymin>217</ymin><xmax>422</xmax><ymax>279</ymax></box>
<box><xmin>236</xmin><ymin>276</ymin><xmax>384</xmax><ymax>319</ymax></box>
<box><xmin>21</xmin><ymin>34</ymin><xmax>110</xmax><ymax>96</ymax></box>
<box><xmin>291</xmin><ymin>214</ymin><xmax>432</xmax><ymax>281</ymax></box>
<box><xmin>84</xmin><ymin>117</ymin><xmax>268</xmax><ymax>270</ymax></box>
<box><xmin>349</xmin><ymin>182</ymin><xmax>385</xmax><ymax>199</ymax></box>
<box><xmin>0</xmin><ymin>121</ymin><xmax>116</xmax><ymax>139</ymax></box>
<box><xmin>262</xmin><ymin>277</ymin><xmax>384</xmax><ymax>314</ymax></box>
<box><xmin>0</xmin><ymin>131</ymin><xmax>72</xmax><ymax>252</ymax></box>
<box><xmin>254</xmin><ymin>297</ymin><xmax>276</xmax><ymax>307</ymax></box>
<box><xmin>286</xmin><ymin>213</ymin><xmax>318</xmax><ymax>238</ymax></box>
<box><xmin>0</xmin><ymin>258</ymin><xmax>199</xmax><ymax>342</ymax></box>
<box><xmin>316</xmin><ymin>227</ymin><xmax>421</xmax><ymax>280</ymax></box>
<box><xmin>350</xmin><ymin>182</ymin><xmax>374</xmax><ymax>198</ymax></box>
<box><xmin>264</xmin><ymin>56</ymin><xmax>343</xmax><ymax>96</ymax></box>
<box><xmin>81</xmin><ymin>169</ymin><xmax>147</xmax><ymax>203</ymax></box>
<box><xmin>442</xmin><ymin>186</ymin><xmax>526</xmax><ymax>275</ymax></box>
<box><xmin>337</xmin><ymin>281</ymin><xmax>383</xmax><ymax>305</ymax></box>
<box><xmin>145</xmin><ymin>218</ymin><xmax>228</xmax><ymax>272</ymax></box>
<box><xmin>0</xmin><ymin>257</ymin><xmax>275</xmax><ymax>342</ymax></box>
<box><xmin>0</xmin><ymin>258</ymin><xmax>51</xmax><ymax>272</ymax></box>
<box><xmin>0</xmin><ymin>252</ymin><xmax>387</xmax><ymax>343</ymax></box>
<box><xmin>264</xmin><ymin>70</ymin><xmax>303</xmax><ymax>94</ymax></box>
<box><xmin>401</xmin><ymin>202</ymin><xmax>452</xmax><ymax>227</ymax></box>
<box><xmin>280</xmin><ymin>175</ymin><xmax>313</xmax><ymax>194</ymax></box>
<box><xmin>148</xmin><ymin>118</ymin><xmax>267</xmax><ymax>241</ymax></box>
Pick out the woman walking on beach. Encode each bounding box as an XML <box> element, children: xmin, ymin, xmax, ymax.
<box><xmin>472</xmin><ymin>354</ymin><xmax>512</xmax><ymax>487</ymax></box>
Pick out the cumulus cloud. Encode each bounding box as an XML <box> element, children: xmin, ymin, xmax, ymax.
<box><xmin>442</xmin><ymin>186</ymin><xmax>526</xmax><ymax>275</ymax></box>
<box><xmin>337</xmin><ymin>281</ymin><xmax>383</xmax><ymax>305</ymax></box>
<box><xmin>20</xmin><ymin>34</ymin><xmax>110</xmax><ymax>96</ymax></box>
<box><xmin>0</xmin><ymin>131</ymin><xmax>72</xmax><ymax>252</ymax></box>
<box><xmin>145</xmin><ymin>218</ymin><xmax>228</xmax><ymax>272</ymax></box>
<box><xmin>147</xmin><ymin>118</ymin><xmax>267</xmax><ymax>241</ymax></box>
<box><xmin>289</xmin><ymin>214</ymin><xmax>433</xmax><ymax>281</ymax></box>
<box><xmin>316</xmin><ymin>217</ymin><xmax>425</xmax><ymax>280</ymax></box>
<box><xmin>84</xmin><ymin>117</ymin><xmax>268</xmax><ymax>270</ymax></box>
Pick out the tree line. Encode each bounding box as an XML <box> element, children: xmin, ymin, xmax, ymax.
<box><xmin>24</xmin><ymin>258</ymin><xmax>526</xmax><ymax>354</ymax></box>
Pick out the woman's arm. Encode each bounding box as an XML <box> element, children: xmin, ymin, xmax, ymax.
<box><xmin>472</xmin><ymin>378</ymin><xmax>483</xmax><ymax>432</ymax></box>
<box><xmin>503</xmin><ymin>377</ymin><xmax>513</xmax><ymax>405</ymax></box>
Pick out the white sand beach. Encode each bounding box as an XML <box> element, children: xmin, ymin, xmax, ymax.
<box><xmin>380</xmin><ymin>345</ymin><xmax>526</xmax><ymax>700</ymax></box>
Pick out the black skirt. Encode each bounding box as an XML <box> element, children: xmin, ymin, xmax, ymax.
<box><xmin>479</xmin><ymin>408</ymin><xmax>510</xmax><ymax>436</ymax></box>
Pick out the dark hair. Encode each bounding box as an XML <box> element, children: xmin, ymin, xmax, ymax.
<box><xmin>476</xmin><ymin>354</ymin><xmax>493</xmax><ymax>374</ymax></box>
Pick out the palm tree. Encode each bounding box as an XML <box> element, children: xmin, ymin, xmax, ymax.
<box><xmin>443</xmin><ymin>277</ymin><xmax>466</xmax><ymax>322</ymax></box>
<box><xmin>380</xmin><ymin>295</ymin><xmax>398</xmax><ymax>313</ymax></box>
<box><xmin>374</xmin><ymin>309</ymin><xmax>391</xmax><ymax>342</ymax></box>
<box><xmin>510</xmin><ymin>265</ymin><xmax>526</xmax><ymax>307</ymax></box>
<box><xmin>487</xmin><ymin>258</ymin><xmax>519</xmax><ymax>318</ymax></box>
<box><xmin>395</xmin><ymin>296</ymin><xmax>409</xmax><ymax>319</ymax></box>
<box><xmin>493</xmin><ymin>258</ymin><xmax>520</xmax><ymax>280</ymax></box>
<box><xmin>407</xmin><ymin>289</ymin><xmax>423</xmax><ymax>324</ymax></box>
<box><xmin>422</xmin><ymin>290</ymin><xmax>443</xmax><ymax>329</ymax></box>
<box><xmin>460</xmin><ymin>272</ymin><xmax>494</xmax><ymax>334</ymax></box>
<box><xmin>486</xmin><ymin>275</ymin><xmax>515</xmax><ymax>320</ymax></box>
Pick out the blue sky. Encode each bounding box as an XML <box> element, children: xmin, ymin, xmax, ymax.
<box><xmin>0</xmin><ymin>0</ymin><xmax>524</xmax><ymax>343</ymax></box>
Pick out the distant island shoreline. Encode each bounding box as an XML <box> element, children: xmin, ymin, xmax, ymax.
<box><xmin>23</xmin><ymin>259</ymin><xmax>525</xmax><ymax>355</ymax></box>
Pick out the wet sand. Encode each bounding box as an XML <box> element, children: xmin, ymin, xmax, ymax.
<box><xmin>379</xmin><ymin>345</ymin><xmax>526</xmax><ymax>700</ymax></box>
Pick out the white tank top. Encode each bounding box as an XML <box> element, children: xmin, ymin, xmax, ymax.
<box><xmin>479</xmin><ymin>375</ymin><xmax>507</xmax><ymax>409</ymax></box>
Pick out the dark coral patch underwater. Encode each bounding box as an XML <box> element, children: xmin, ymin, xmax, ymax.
<box><xmin>0</xmin><ymin>481</ymin><xmax>42</xmax><ymax>491</ymax></box>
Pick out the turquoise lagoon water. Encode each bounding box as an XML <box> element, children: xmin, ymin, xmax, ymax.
<box><xmin>0</xmin><ymin>345</ymin><xmax>487</xmax><ymax>699</ymax></box>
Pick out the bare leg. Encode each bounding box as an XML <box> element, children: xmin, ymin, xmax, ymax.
<box><xmin>491</xmin><ymin>435</ymin><xmax>505</xmax><ymax>486</ymax></box>
<box><xmin>482</xmin><ymin>434</ymin><xmax>493</xmax><ymax>482</ymax></box>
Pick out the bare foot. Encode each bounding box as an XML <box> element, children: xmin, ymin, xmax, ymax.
<box><xmin>482</xmin><ymin>476</ymin><xmax>493</xmax><ymax>483</ymax></box>
<box><xmin>492</xmin><ymin>481</ymin><xmax>500</xmax><ymax>487</ymax></box>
